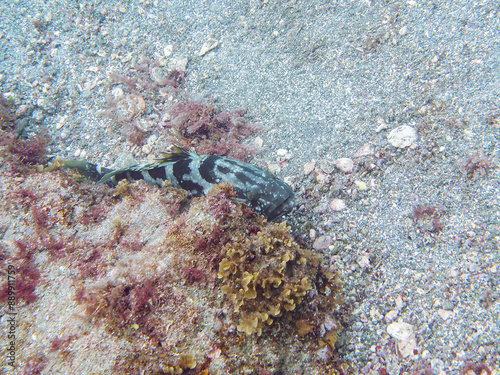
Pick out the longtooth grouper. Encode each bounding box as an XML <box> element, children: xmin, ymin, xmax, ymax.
<box><xmin>63</xmin><ymin>145</ymin><xmax>295</xmax><ymax>221</ymax></box>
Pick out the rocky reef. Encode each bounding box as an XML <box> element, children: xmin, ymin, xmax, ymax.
<box><xmin>0</xmin><ymin>119</ymin><xmax>346</xmax><ymax>374</ymax></box>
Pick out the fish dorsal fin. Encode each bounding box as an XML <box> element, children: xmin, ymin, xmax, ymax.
<box><xmin>156</xmin><ymin>144</ymin><xmax>193</xmax><ymax>162</ymax></box>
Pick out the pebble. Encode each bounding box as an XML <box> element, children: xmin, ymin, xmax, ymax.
<box><xmin>395</xmin><ymin>295</ymin><xmax>404</xmax><ymax>310</ymax></box>
<box><xmin>385</xmin><ymin>309</ymin><xmax>399</xmax><ymax>323</ymax></box>
<box><xmin>442</xmin><ymin>301</ymin><xmax>455</xmax><ymax>310</ymax></box>
<box><xmin>353</xmin><ymin>143</ymin><xmax>374</xmax><ymax>158</ymax></box>
<box><xmin>142</xmin><ymin>144</ymin><xmax>152</xmax><ymax>154</ymax></box>
<box><xmin>198</xmin><ymin>38</ymin><xmax>219</xmax><ymax>56</ymax></box>
<box><xmin>276</xmin><ymin>148</ymin><xmax>291</xmax><ymax>158</ymax></box>
<box><xmin>387</xmin><ymin>125</ymin><xmax>418</xmax><ymax>148</ymax></box>
<box><xmin>317</xmin><ymin>159</ymin><xmax>334</xmax><ymax>174</ymax></box>
<box><xmin>329</xmin><ymin>198</ymin><xmax>346</xmax><ymax>212</ymax></box>
<box><xmin>352</xmin><ymin>322</ymin><xmax>364</xmax><ymax>331</ymax></box>
<box><xmin>313</xmin><ymin>235</ymin><xmax>334</xmax><ymax>250</ymax></box>
<box><xmin>354</xmin><ymin>180</ymin><xmax>368</xmax><ymax>191</ymax></box>
<box><xmin>32</xmin><ymin>108</ymin><xmax>45</xmax><ymax>123</ymax></box>
<box><xmin>164</xmin><ymin>44</ymin><xmax>173</xmax><ymax>57</ymax></box>
<box><xmin>335</xmin><ymin>158</ymin><xmax>354</xmax><ymax>173</ymax></box>
<box><xmin>56</xmin><ymin>115</ymin><xmax>67</xmax><ymax>130</ymax></box>
<box><xmin>303</xmin><ymin>160</ymin><xmax>316</xmax><ymax>175</ymax></box>
<box><xmin>369</xmin><ymin>307</ymin><xmax>383</xmax><ymax>321</ymax></box>
<box><xmin>169</xmin><ymin>56</ymin><xmax>188</xmax><ymax>71</ymax></box>
<box><xmin>254</xmin><ymin>136</ymin><xmax>263</xmax><ymax>148</ymax></box>
<box><xmin>431</xmin><ymin>358</ymin><xmax>445</xmax><ymax>373</ymax></box>
<box><xmin>15</xmin><ymin>104</ymin><xmax>29</xmax><ymax>117</ymax></box>
<box><xmin>437</xmin><ymin>308</ymin><xmax>455</xmax><ymax>320</ymax></box>
<box><xmin>111</xmin><ymin>87</ymin><xmax>124</xmax><ymax>99</ymax></box>
<box><xmin>375</xmin><ymin>117</ymin><xmax>388</xmax><ymax>133</ymax></box>
<box><xmin>386</xmin><ymin>322</ymin><xmax>413</xmax><ymax>341</ymax></box>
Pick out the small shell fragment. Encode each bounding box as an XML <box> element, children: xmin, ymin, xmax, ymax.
<box><xmin>198</xmin><ymin>38</ymin><xmax>219</xmax><ymax>56</ymax></box>
<box><xmin>354</xmin><ymin>180</ymin><xmax>368</xmax><ymax>191</ymax></box>
<box><xmin>329</xmin><ymin>198</ymin><xmax>346</xmax><ymax>212</ymax></box>
<box><xmin>303</xmin><ymin>160</ymin><xmax>316</xmax><ymax>175</ymax></box>
<box><xmin>387</xmin><ymin>125</ymin><xmax>417</xmax><ymax>148</ymax></box>
<box><xmin>335</xmin><ymin>158</ymin><xmax>354</xmax><ymax>173</ymax></box>
<box><xmin>164</xmin><ymin>44</ymin><xmax>173</xmax><ymax>57</ymax></box>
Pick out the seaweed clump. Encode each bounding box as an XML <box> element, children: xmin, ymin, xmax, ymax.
<box><xmin>0</xmin><ymin>93</ymin><xmax>49</xmax><ymax>168</ymax></box>
<box><xmin>216</xmin><ymin>219</ymin><xmax>343</xmax><ymax>355</ymax></box>
<box><xmin>166</xmin><ymin>101</ymin><xmax>262</xmax><ymax>161</ymax></box>
<box><xmin>218</xmin><ymin>221</ymin><xmax>312</xmax><ymax>335</ymax></box>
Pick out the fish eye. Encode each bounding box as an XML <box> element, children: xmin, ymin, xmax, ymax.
<box><xmin>246</xmin><ymin>187</ymin><xmax>259</xmax><ymax>201</ymax></box>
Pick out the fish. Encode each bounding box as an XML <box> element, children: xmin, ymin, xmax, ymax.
<box><xmin>63</xmin><ymin>145</ymin><xmax>295</xmax><ymax>221</ymax></box>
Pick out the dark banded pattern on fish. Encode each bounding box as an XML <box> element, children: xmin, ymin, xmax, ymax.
<box><xmin>64</xmin><ymin>145</ymin><xmax>295</xmax><ymax>221</ymax></box>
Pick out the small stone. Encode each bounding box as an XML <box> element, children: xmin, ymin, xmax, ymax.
<box><xmin>437</xmin><ymin>308</ymin><xmax>455</xmax><ymax>320</ymax></box>
<box><xmin>150</xmin><ymin>67</ymin><xmax>167</xmax><ymax>82</ymax></box>
<box><xmin>111</xmin><ymin>87</ymin><xmax>124</xmax><ymax>99</ymax></box>
<box><xmin>254</xmin><ymin>136</ymin><xmax>263</xmax><ymax>148</ymax></box>
<box><xmin>442</xmin><ymin>301</ymin><xmax>455</xmax><ymax>310</ymax></box>
<box><xmin>146</xmin><ymin>134</ymin><xmax>157</xmax><ymax>146</ymax></box>
<box><xmin>386</xmin><ymin>322</ymin><xmax>413</xmax><ymax>341</ymax></box>
<box><xmin>169</xmin><ymin>56</ymin><xmax>188</xmax><ymax>71</ymax></box>
<box><xmin>395</xmin><ymin>295</ymin><xmax>404</xmax><ymax>310</ymax></box>
<box><xmin>313</xmin><ymin>235</ymin><xmax>333</xmax><ymax>250</ymax></box>
<box><xmin>198</xmin><ymin>38</ymin><xmax>219</xmax><ymax>56</ymax></box>
<box><xmin>375</xmin><ymin>117</ymin><xmax>388</xmax><ymax>132</ymax></box>
<box><xmin>56</xmin><ymin>115</ymin><xmax>67</xmax><ymax>130</ymax></box>
<box><xmin>398</xmin><ymin>333</ymin><xmax>417</xmax><ymax>358</ymax></box>
<box><xmin>316</xmin><ymin>171</ymin><xmax>330</xmax><ymax>184</ymax></box>
<box><xmin>276</xmin><ymin>148</ymin><xmax>288</xmax><ymax>157</ymax></box>
<box><xmin>335</xmin><ymin>158</ymin><xmax>354</xmax><ymax>173</ymax></box>
<box><xmin>387</xmin><ymin>125</ymin><xmax>418</xmax><ymax>148</ymax></box>
<box><xmin>267</xmin><ymin>163</ymin><xmax>279</xmax><ymax>173</ymax></box>
<box><xmin>353</xmin><ymin>143</ymin><xmax>374</xmax><ymax>158</ymax></box>
<box><xmin>357</xmin><ymin>253</ymin><xmax>370</xmax><ymax>268</ymax></box>
<box><xmin>354</xmin><ymin>180</ymin><xmax>368</xmax><ymax>191</ymax></box>
<box><xmin>74</xmin><ymin>148</ymin><xmax>81</xmax><ymax>157</ymax></box>
<box><xmin>303</xmin><ymin>160</ymin><xmax>316</xmax><ymax>175</ymax></box>
<box><xmin>318</xmin><ymin>159</ymin><xmax>335</xmax><ymax>174</ymax></box>
<box><xmin>32</xmin><ymin>108</ymin><xmax>45</xmax><ymax>123</ymax></box>
<box><xmin>329</xmin><ymin>198</ymin><xmax>346</xmax><ymax>212</ymax></box>
<box><xmin>385</xmin><ymin>309</ymin><xmax>399</xmax><ymax>323</ymax></box>
<box><xmin>309</xmin><ymin>229</ymin><xmax>316</xmax><ymax>239</ymax></box>
<box><xmin>3</xmin><ymin>92</ymin><xmax>19</xmax><ymax>105</ymax></box>
<box><xmin>164</xmin><ymin>44</ymin><xmax>173</xmax><ymax>57</ymax></box>
<box><xmin>15</xmin><ymin>105</ymin><xmax>29</xmax><ymax>117</ymax></box>
<box><xmin>431</xmin><ymin>358</ymin><xmax>445</xmax><ymax>373</ymax></box>
<box><xmin>399</xmin><ymin>26</ymin><xmax>408</xmax><ymax>36</ymax></box>
<box><xmin>352</xmin><ymin>322</ymin><xmax>364</xmax><ymax>331</ymax></box>
<box><xmin>369</xmin><ymin>307</ymin><xmax>383</xmax><ymax>321</ymax></box>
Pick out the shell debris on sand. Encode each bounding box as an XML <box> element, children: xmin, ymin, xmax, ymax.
<box><xmin>198</xmin><ymin>38</ymin><xmax>219</xmax><ymax>56</ymax></box>
<box><xmin>334</xmin><ymin>158</ymin><xmax>354</xmax><ymax>174</ymax></box>
<box><xmin>387</xmin><ymin>125</ymin><xmax>418</xmax><ymax>148</ymax></box>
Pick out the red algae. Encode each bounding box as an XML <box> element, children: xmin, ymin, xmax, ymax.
<box><xmin>0</xmin><ymin>142</ymin><xmax>348</xmax><ymax>373</ymax></box>
<box><xmin>165</xmin><ymin>100</ymin><xmax>262</xmax><ymax>160</ymax></box>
